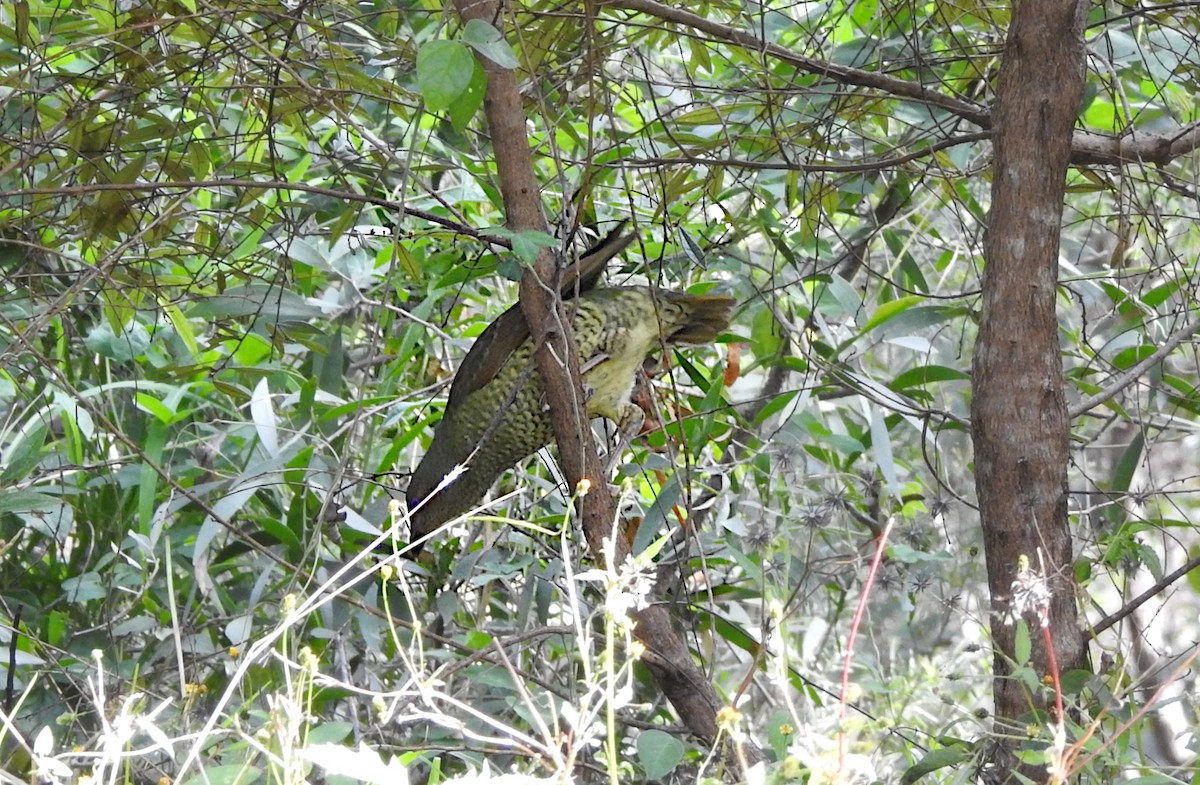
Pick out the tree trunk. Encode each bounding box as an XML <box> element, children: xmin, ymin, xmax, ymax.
<box><xmin>971</xmin><ymin>1</ymin><xmax>1090</xmax><ymax>780</ymax></box>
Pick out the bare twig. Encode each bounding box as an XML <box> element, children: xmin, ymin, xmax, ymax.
<box><xmin>1091</xmin><ymin>550</ymin><xmax>1200</xmax><ymax>637</ymax></box>
<box><xmin>1069</xmin><ymin>317</ymin><xmax>1200</xmax><ymax>418</ymax></box>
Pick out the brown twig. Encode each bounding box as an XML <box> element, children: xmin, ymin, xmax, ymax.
<box><xmin>1091</xmin><ymin>549</ymin><xmax>1200</xmax><ymax>637</ymax></box>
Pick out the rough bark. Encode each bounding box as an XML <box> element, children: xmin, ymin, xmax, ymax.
<box><xmin>450</xmin><ymin>0</ymin><xmax>759</xmax><ymax>773</ymax></box>
<box><xmin>970</xmin><ymin>1</ymin><xmax>1090</xmax><ymax>780</ymax></box>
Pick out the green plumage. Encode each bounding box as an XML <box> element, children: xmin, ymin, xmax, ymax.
<box><xmin>405</xmin><ymin>230</ymin><xmax>733</xmax><ymax>553</ymax></box>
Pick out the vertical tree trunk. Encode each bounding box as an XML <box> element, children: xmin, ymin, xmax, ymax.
<box><xmin>971</xmin><ymin>0</ymin><xmax>1089</xmax><ymax>780</ymax></box>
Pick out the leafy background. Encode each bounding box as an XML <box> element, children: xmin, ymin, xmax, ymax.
<box><xmin>1</xmin><ymin>0</ymin><xmax>1199</xmax><ymax>782</ymax></box>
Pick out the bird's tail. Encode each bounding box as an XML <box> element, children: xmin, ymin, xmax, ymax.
<box><xmin>665</xmin><ymin>292</ymin><xmax>736</xmax><ymax>344</ymax></box>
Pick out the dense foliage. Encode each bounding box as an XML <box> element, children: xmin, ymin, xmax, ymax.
<box><xmin>2</xmin><ymin>0</ymin><xmax>1199</xmax><ymax>782</ymax></box>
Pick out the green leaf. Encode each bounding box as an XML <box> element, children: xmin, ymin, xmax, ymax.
<box><xmin>861</xmin><ymin>295</ymin><xmax>922</xmax><ymax>334</ymax></box>
<box><xmin>890</xmin><ymin>544</ymin><xmax>951</xmax><ymax>564</ymax></box>
<box><xmin>868</xmin><ymin>404</ymin><xmax>899</xmax><ymax>497</ymax></box>
<box><xmin>1137</xmin><ymin>542</ymin><xmax>1164</xmax><ymax>581</ymax></box>
<box><xmin>814</xmin><ymin>274</ymin><xmax>861</xmax><ymax>320</ymax></box>
<box><xmin>900</xmin><ymin>744</ymin><xmax>971</xmax><ymax>784</ymax></box>
<box><xmin>710</xmin><ymin>614</ymin><xmax>762</xmax><ymax>656</ymax></box>
<box><xmin>1142</xmin><ymin>280</ymin><xmax>1180</xmax><ymax>308</ymax></box>
<box><xmin>135</xmin><ymin>392</ymin><xmax>175</xmax><ymax>424</ymax></box>
<box><xmin>1015</xmin><ymin>747</ymin><xmax>1049</xmax><ymax>765</ymax></box>
<box><xmin>636</xmin><ymin>729</ymin><xmax>684</xmax><ymax>780</ymax></box>
<box><xmin>306</xmin><ymin>722</ymin><xmax>353</xmax><ymax>746</ymax></box>
<box><xmin>753</xmin><ymin>389</ymin><xmax>801</xmax><ymax>425</ymax></box>
<box><xmin>0</xmin><ymin>490</ymin><xmax>59</xmax><ymax>514</ymax></box>
<box><xmin>161</xmin><ymin>302</ymin><xmax>200</xmax><ymax>361</ymax></box>
<box><xmin>0</xmin><ymin>424</ymin><xmax>47</xmax><ymax>484</ymax></box>
<box><xmin>1111</xmin><ymin>344</ymin><xmax>1155</xmax><ymax>370</ymax></box>
<box><xmin>62</xmin><ymin>571</ymin><xmax>106</xmax><ymax>602</ymax></box>
<box><xmin>46</xmin><ymin>611</ymin><xmax>67</xmax><ymax>647</ymax></box>
<box><xmin>1188</xmin><ymin>549</ymin><xmax>1200</xmax><ymax>594</ymax></box>
<box><xmin>137</xmin><ymin>418</ymin><xmax>167</xmax><ymax>536</ymax></box>
<box><xmin>509</xmin><ymin>230</ymin><xmax>557</xmax><ymax>265</ymax></box>
<box><xmin>766</xmin><ymin>711</ymin><xmax>795</xmax><ymax>761</ymax></box>
<box><xmin>461</xmin><ymin>19</ymin><xmax>518</xmax><ymax>68</ymax></box>
<box><xmin>85</xmin><ymin>320</ymin><xmax>151</xmax><ymax>362</ymax></box>
<box><xmin>639</xmin><ymin>529</ymin><xmax>673</xmax><ymax>561</ymax></box>
<box><xmin>1108</xmin><ymin>431</ymin><xmax>1144</xmax><ymax>495</ymax></box>
<box><xmin>259</xmin><ymin>518</ymin><xmax>303</xmax><ymax>554</ymax></box>
<box><xmin>749</xmin><ymin>305</ymin><xmax>784</xmax><ymax>358</ymax></box>
<box><xmin>1014</xmin><ymin>620</ymin><xmax>1031</xmax><ymax>666</ymax></box>
<box><xmin>416</xmin><ymin>40</ymin><xmax>475</xmax><ymax>112</ymax></box>
<box><xmin>189</xmin><ymin>285</ymin><xmax>326</xmax><ymax>322</ymax></box>
<box><xmin>686</xmin><ymin>36</ymin><xmax>712</xmax><ymax>74</ymax></box>
<box><xmin>1120</xmin><ymin>775</ymin><xmax>1186</xmax><ymax>785</ymax></box>
<box><xmin>448</xmin><ymin>60</ymin><xmax>486</xmax><ymax>131</ymax></box>
<box><xmin>890</xmin><ymin>365</ymin><xmax>970</xmax><ymax>391</ymax></box>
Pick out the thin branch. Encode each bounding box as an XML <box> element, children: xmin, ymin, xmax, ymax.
<box><xmin>0</xmin><ymin>180</ymin><xmax>510</xmax><ymax>248</ymax></box>
<box><xmin>605</xmin><ymin>0</ymin><xmax>991</xmax><ymax>127</ymax></box>
<box><xmin>1091</xmin><ymin>549</ymin><xmax>1200</xmax><ymax>636</ymax></box>
<box><xmin>1069</xmin><ymin>317</ymin><xmax>1200</xmax><ymax>418</ymax></box>
<box><xmin>605</xmin><ymin>0</ymin><xmax>1200</xmax><ymax>168</ymax></box>
<box><xmin>607</xmin><ymin>130</ymin><xmax>992</xmax><ymax>173</ymax></box>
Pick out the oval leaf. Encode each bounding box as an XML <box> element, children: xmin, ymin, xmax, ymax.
<box><xmin>416</xmin><ymin>40</ymin><xmax>475</xmax><ymax>112</ymax></box>
<box><xmin>462</xmin><ymin>19</ymin><xmax>519</xmax><ymax>68</ymax></box>
<box><xmin>637</xmin><ymin>729</ymin><xmax>684</xmax><ymax>780</ymax></box>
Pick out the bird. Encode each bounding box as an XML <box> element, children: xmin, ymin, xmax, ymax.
<box><xmin>404</xmin><ymin>225</ymin><xmax>734</xmax><ymax>555</ymax></box>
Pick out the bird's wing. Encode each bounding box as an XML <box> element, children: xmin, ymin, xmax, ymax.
<box><xmin>446</xmin><ymin>222</ymin><xmax>633</xmax><ymax>406</ymax></box>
